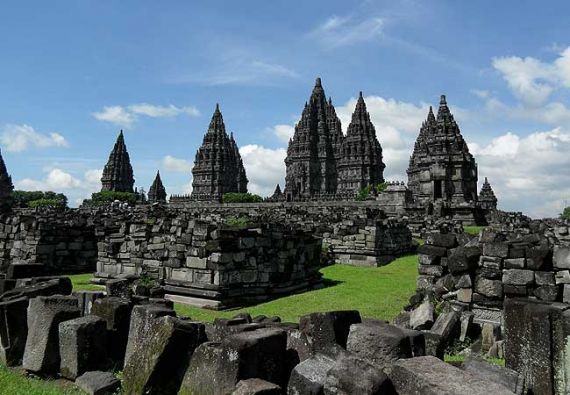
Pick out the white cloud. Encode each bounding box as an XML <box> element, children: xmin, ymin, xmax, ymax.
<box><xmin>240</xmin><ymin>144</ymin><xmax>287</xmax><ymax>196</ymax></box>
<box><xmin>128</xmin><ymin>104</ymin><xmax>200</xmax><ymax>118</ymax></box>
<box><xmin>492</xmin><ymin>46</ymin><xmax>570</xmax><ymax>106</ymax></box>
<box><xmin>16</xmin><ymin>168</ymin><xmax>81</xmax><ymax>190</ymax></box>
<box><xmin>471</xmin><ymin>128</ymin><xmax>570</xmax><ymax>218</ymax></box>
<box><xmin>1</xmin><ymin>124</ymin><xmax>69</xmax><ymax>152</ymax></box>
<box><xmin>311</xmin><ymin>15</ymin><xmax>384</xmax><ymax>48</ymax></box>
<box><xmin>201</xmin><ymin>59</ymin><xmax>298</xmax><ymax>86</ymax></box>
<box><xmin>271</xmin><ymin>124</ymin><xmax>295</xmax><ymax>143</ymax></box>
<box><xmin>93</xmin><ymin>103</ymin><xmax>200</xmax><ymax>127</ymax></box>
<box><xmin>162</xmin><ymin>155</ymin><xmax>193</xmax><ymax>173</ymax></box>
<box><xmin>92</xmin><ymin>106</ymin><xmax>135</xmax><ymax>128</ymax></box>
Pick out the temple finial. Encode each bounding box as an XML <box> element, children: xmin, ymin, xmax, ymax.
<box><xmin>315</xmin><ymin>77</ymin><xmax>322</xmax><ymax>87</ymax></box>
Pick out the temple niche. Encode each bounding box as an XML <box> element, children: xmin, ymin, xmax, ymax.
<box><xmin>100</xmin><ymin>130</ymin><xmax>135</xmax><ymax>193</ymax></box>
<box><xmin>190</xmin><ymin>104</ymin><xmax>248</xmax><ymax>201</ymax></box>
<box><xmin>407</xmin><ymin>95</ymin><xmax>478</xmax><ymax>207</ymax></box>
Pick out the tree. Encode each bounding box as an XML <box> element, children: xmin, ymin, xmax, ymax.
<box><xmin>12</xmin><ymin>190</ymin><xmax>68</xmax><ymax>208</ymax></box>
<box><xmin>222</xmin><ymin>192</ymin><xmax>263</xmax><ymax>203</ymax></box>
<box><xmin>561</xmin><ymin>207</ymin><xmax>570</xmax><ymax>220</ymax></box>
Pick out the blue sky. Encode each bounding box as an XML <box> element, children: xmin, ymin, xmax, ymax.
<box><xmin>1</xmin><ymin>1</ymin><xmax>569</xmax><ymax>217</ymax></box>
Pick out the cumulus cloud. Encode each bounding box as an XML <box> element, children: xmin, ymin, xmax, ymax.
<box><xmin>271</xmin><ymin>124</ymin><xmax>295</xmax><ymax>143</ymax></box>
<box><xmin>239</xmin><ymin>144</ymin><xmax>287</xmax><ymax>196</ymax></box>
<box><xmin>92</xmin><ymin>106</ymin><xmax>135</xmax><ymax>128</ymax></box>
<box><xmin>93</xmin><ymin>103</ymin><xmax>200</xmax><ymax>127</ymax></box>
<box><xmin>470</xmin><ymin>128</ymin><xmax>570</xmax><ymax>218</ymax></box>
<box><xmin>1</xmin><ymin>124</ymin><xmax>69</xmax><ymax>152</ymax></box>
<box><xmin>16</xmin><ymin>168</ymin><xmax>81</xmax><ymax>190</ymax></box>
<box><xmin>128</xmin><ymin>104</ymin><xmax>200</xmax><ymax>118</ymax></box>
<box><xmin>162</xmin><ymin>155</ymin><xmax>193</xmax><ymax>173</ymax></box>
<box><xmin>492</xmin><ymin>46</ymin><xmax>570</xmax><ymax>106</ymax></box>
<box><xmin>311</xmin><ymin>15</ymin><xmax>384</xmax><ymax>48</ymax></box>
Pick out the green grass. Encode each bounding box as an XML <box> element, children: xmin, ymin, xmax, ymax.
<box><xmin>174</xmin><ymin>255</ymin><xmax>418</xmax><ymax>322</ymax></box>
<box><xmin>444</xmin><ymin>354</ymin><xmax>505</xmax><ymax>366</ymax></box>
<box><xmin>463</xmin><ymin>226</ymin><xmax>486</xmax><ymax>235</ymax></box>
<box><xmin>68</xmin><ymin>256</ymin><xmax>418</xmax><ymax>323</ymax></box>
<box><xmin>68</xmin><ymin>273</ymin><xmax>104</xmax><ymax>291</ymax></box>
<box><xmin>0</xmin><ymin>365</ymin><xmax>85</xmax><ymax>395</ymax></box>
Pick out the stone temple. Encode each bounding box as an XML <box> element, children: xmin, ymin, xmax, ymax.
<box><xmin>478</xmin><ymin>177</ymin><xmax>498</xmax><ymax>210</ymax></box>
<box><xmin>148</xmin><ymin>171</ymin><xmax>167</xmax><ymax>203</ymax></box>
<box><xmin>0</xmin><ymin>148</ymin><xmax>13</xmax><ymax>210</ymax></box>
<box><xmin>406</xmin><ymin>95</ymin><xmax>478</xmax><ymax>210</ymax></box>
<box><xmin>284</xmin><ymin>78</ymin><xmax>385</xmax><ymax>201</ymax></box>
<box><xmin>190</xmin><ymin>104</ymin><xmax>248</xmax><ymax>201</ymax></box>
<box><xmin>100</xmin><ymin>130</ymin><xmax>135</xmax><ymax>193</ymax></box>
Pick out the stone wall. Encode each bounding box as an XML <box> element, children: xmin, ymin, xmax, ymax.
<box><xmin>0</xmin><ymin>208</ymin><xmax>98</xmax><ymax>275</ymax></box>
<box><xmin>416</xmin><ymin>221</ymin><xmax>570</xmax><ymax>325</ymax></box>
<box><xmin>95</xmin><ymin>210</ymin><xmax>323</xmax><ymax>308</ymax></box>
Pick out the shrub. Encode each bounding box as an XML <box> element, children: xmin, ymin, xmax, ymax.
<box><xmin>561</xmin><ymin>207</ymin><xmax>570</xmax><ymax>220</ymax></box>
<box><xmin>227</xmin><ymin>215</ymin><xmax>250</xmax><ymax>228</ymax></box>
<box><xmin>222</xmin><ymin>192</ymin><xmax>263</xmax><ymax>203</ymax></box>
<box><xmin>355</xmin><ymin>186</ymin><xmax>371</xmax><ymax>201</ymax></box>
<box><xmin>12</xmin><ymin>190</ymin><xmax>68</xmax><ymax>208</ymax></box>
<box><xmin>84</xmin><ymin>191</ymin><xmax>138</xmax><ymax>206</ymax></box>
<box><xmin>376</xmin><ymin>182</ymin><xmax>388</xmax><ymax>193</ymax></box>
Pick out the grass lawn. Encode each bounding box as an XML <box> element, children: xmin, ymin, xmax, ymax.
<box><xmin>0</xmin><ymin>365</ymin><xmax>85</xmax><ymax>395</ymax></box>
<box><xmin>71</xmin><ymin>255</ymin><xmax>418</xmax><ymax>323</ymax></box>
<box><xmin>463</xmin><ymin>225</ymin><xmax>486</xmax><ymax>235</ymax></box>
<box><xmin>68</xmin><ymin>273</ymin><xmax>104</xmax><ymax>291</ymax></box>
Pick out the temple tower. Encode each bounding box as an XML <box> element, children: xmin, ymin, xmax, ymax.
<box><xmin>478</xmin><ymin>177</ymin><xmax>498</xmax><ymax>210</ymax></box>
<box><xmin>191</xmin><ymin>104</ymin><xmax>248</xmax><ymax>200</ymax></box>
<box><xmin>284</xmin><ymin>77</ymin><xmax>343</xmax><ymax>200</ymax></box>
<box><xmin>337</xmin><ymin>92</ymin><xmax>385</xmax><ymax>193</ymax></box>
<box><xmin>0</xmin><ymin>148</ymin><xmax>14</xmax><ymax>210</ymax></box>
<box><xmin>101</xmin><ymin>130</ymin><xmax>135</xmax><ymax>193</ymax></box>
<box><xmin>407</xmin><ymin>95</ymin><xmax>478</xmax><ymax>205</ymax></box>
<box><xmin>148</xmin><ymin>171</ymin><xmax>167</xmax><ymax>203</ymax></box>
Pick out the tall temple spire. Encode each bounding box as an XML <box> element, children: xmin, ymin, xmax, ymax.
<box><xmin>191</xmin><ymin>105</ymin><xmax>248</xmax><ymax>200</ymax></box>
<box><xmin>338</xmin><ymin>93</ymin><xmax>385</xmax><ymax>193</ymax></box>
<box><xmin>148</xmin><ymin>171</ymin><xmax>167</xmax><ymax>203</ymax></box>
<box><xmin>101</xmin><ymin>130</ymin><xmax>135</xmax><ymax>193</ymax></box>
<box><xmin>0</xmin><ymin>148</ymin><xmax>14</xmax><ymax>210</ymax></box>
<box><xmin>284</xmin><ymin>77</ymin><xmax>342</xmax><ymax>200</ymax></box>
<box><xmin>407</xmin><ymin>95</ymin><xmax>478</xmax><ymax>205</ymax></box>
<box><xmin>479</xmin><ymin>177</ymin><xmax>497</xmax><ymax>210</ymax></box>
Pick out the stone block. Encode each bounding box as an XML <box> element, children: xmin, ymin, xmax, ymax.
<box><xmin>563</xmin><ymin>284</ymin><xmax>570</xmax><ymax>303</ymax></box>
<box><xmin>299</xmin><ymin>310</ymin><xmax>361</xmax><ymax>355</ymax></box>
<box><xmin>534</xmin><ymin>285</ymin><xmax>559</xmax><ymax>302</ymax></box>
<box><xmin>479</xmin><ymin>256</ymin><xmax>502</xmax><ymax>270</ymax></box>
<box><xmin>409</xmin><ymin>300</ymin><xmax>434</xmax><ymax>330</ymax></box>
<box><xmin>347</xmin><ymin>321</ymin><xmax>416</xmax><ymax>369</ymax></box>
<box><xmin>388</xmin><ymin>356</ymin><xmax>515</xmax><ymax>394</ymax></box>
<box><xmin>503</xmin><ymin>269</ymin><xmax>534</xmax><ymax>286</ymax></box>
<box><xmin>323</xmin><ymin>353</ymin><xmax>395</xmax><ymax>395</ymax></box>
<box><xmin>22</xmin><ymin>295</ymin><xmax>81</xmax><ymax>374</ymax></box>
<box><xmin>74</xmin><ymin>291</ymin><xmax>105</xmax><ymax>316</ymax></box>
<box><xmin>0</xmin><ymin>297</ymin><xmax>29</xmax><ymax>366</ymax></box>
<box><xmin>59</xmin><ymin>316</ymin><xmax>108</xmax><ymax>379</ymax></box>
<box><xmin>426</xmin><ymin>233</ymin><xmax>457</xmax><ymax>248</ymax></box>
<box><xmin>183</xmin><ymin>328</ymin><xmax>287</xmax><ymax>395</ymax></box>
<box><xmin>418</xmin><ymin>254</ymin><xmax>439</xmax><ymax>266</ymax></box>
<box><xmin>535</xmin><ymin>271</ymin><xmax>555</xmax><ymax>286</ymax></box>
<box><xmin>482</xmin><ymin>242</ymin><xmax>509</xmax><ymax>258</ymax></box>
<box><xmin>75</xmin><ymin>371</ymin><xmax>121</xmax><ymax>395</ymax></box>
<box><xmin>461</xmin><ymin>356</ymin><xmax>522</xmax><ymax>394</ymax></box>
<box><xmin>417</xmin><ymin>244</ymin><xmax>447</xmax><ymax>257</ymax></box>
<box><xmin>123</xmin><ymin>316</ymin><xmax>206</xmax><ymax>395</ymax></box>
<box><xmin>526</xmin><ymin>245</ymin><xmax>551</xmax><ymax>270</ymax></box>
<box><xmin>6</xmin><ymin>263</ymin><xmax>45</xmax><ymax>279</ymax></box>
<box><xmin>232</xmin><ymin>379</ymin><xmax>281</xmax><ymax>395</ymax></box>
<box><xmin>554</xmin><ymin>246</ymin><xmax>570</xmax><ymax>269</ymax></box>
<box><xmin>91</xmin><ymin>297</ymin><xmax>133</xmax><ymax>363</ymax></box>
<box><xmin>105</xmin><ymin>279</ymin><xmax>131</xmax><ymax>298</ymax></box>
<box><xmin>457</xmin><ymin>288</ymin><xmax>473</xmax><ymax>303</ymax></box>
<box><xmin>556</xmin><ymin>270</ymin><xmax>570</xmax><ymax>285</ymax></box>
<box><xmin>474</xmin><ymin>277</ymin><xmax>503</xmax><ymax>298</ymax></box>
<box><xmin>448</xmin><ymin>246</ymin><xmax>481</xmax><ymax>274</ymax></box>
<box><xmin>429</xmin><ymin>311</ymin><xmax>459</xmax><ymax>340</ymax></box>
<box><xmin>123</xmin><ymin>304</ymin><xmax>176</xmax><ymax>368</ymax></box>
<box><xmin>287</xmin><ymin>354</ymin><xmax>335</xmax><ymax>395</ymax></box>
<box><xmin>504</xmin><ymin>258</ymin><xmax>525</xmax><ymax>269</ymax></box>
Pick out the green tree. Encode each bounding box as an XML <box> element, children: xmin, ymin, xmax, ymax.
<box><xmin>222</xmin><ymin>192</ymin><xmax>263</xmax><ymax>203</ymax></box>
<box><xmin>12</xmin><ymin>190</ymin><xmax>68</xmax><ymax>208</ymax></box>
<box><xmin>561</xmin><ymin>207</ymin><xmax>570</xmax><ymax>220</ymax></box>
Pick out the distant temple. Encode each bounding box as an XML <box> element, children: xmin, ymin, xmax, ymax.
<box><xmin>101</xmin><ymin>130</ymin><xmax>135</xmax><ymax>193</ymax></box>
<box><xmin>284</xmin><ymin>78</ymin><xmax>385</xmax><ymax>201</ymax></box>
<box><xmin>479</xmin><ymin>177</ymin><xmax>498</xmax><ymax>210</ymax></box>
<box><xmin>407</xmin><ymin>95</ymin><xmax>478</xmax><ymax>207</ymax></box>
<box><xmin>0</xmin><ymin>148</ymin><xmax>13</xmax><ymax>210</ymax></box>
<box><xmin>148</xmin><ymin>171</ymin><xmax>167</xmax><ymax>203</ymax></box>
<box><xmin>190</xmin><ymin>104</ymin><xmax>248</xmax><ymax>201</ymax></box>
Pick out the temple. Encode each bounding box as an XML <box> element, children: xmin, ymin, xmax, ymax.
<box><xmin>190</xmin><ymin>104</ymin><xmax>248</xmax><ymax>201</ymax></box>
<box><xmin>0</xmin><ymin>148</ymin><xmax>13</xmax><ymax>210</ymax></box>
<box><xmin>284</xmin><ymin>78</ymin><xmax>385</xmax><ymax>201</ymax></box>
<box><xmin>478</xmin><ymin>177</ymin><xmax>498</xmax><ymax>210</ymax></box>
<box><xmin>407</xmin><ymin>95</ymin><xmax>478</xmax><ymax>207</ymax></box>
<box><xmin>148</xmin><ymin>171</ymin><xmax>167</xmax><ymax>203</ymax></box>
<box><xmin>100</xmin><ymin>130</ymin><xmax>135</xmax><ymax>193</ymax></box>
<box><xmin>337</xmin><ymin>92</ymin><xmax>385</xmax><ymax>193</ymax></box>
